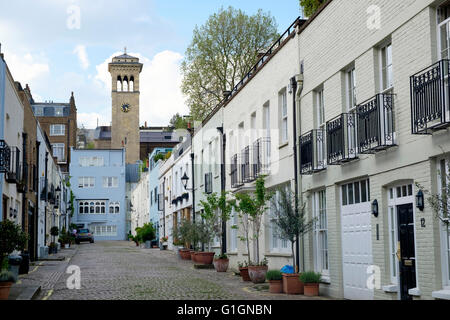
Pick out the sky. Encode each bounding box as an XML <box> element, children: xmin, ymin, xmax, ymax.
<box><xmin>0</xmin><ymin>0</ymin><xmax>302</xmax><ymax>129</ymax></box>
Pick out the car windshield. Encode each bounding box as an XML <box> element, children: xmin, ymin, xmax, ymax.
<box><xmin>79</xmin><ymin>229</ymin><xmax>89</xmax><ymax>233</ymax></box>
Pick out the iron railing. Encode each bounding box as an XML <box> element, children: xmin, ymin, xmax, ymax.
<box><xmin>357</xmin><ymin>93</ymin><xmax>396</xmax><ymax>154</ymax></box>
<box><xmin>205</xmin><ymin>172</ymin><xmax>213</xmax><ymax>194</ymax></box>
<box><xmin>410</xmin><ymin>59</ymin><xmax>450</xmax><ymax>134</ymax></box>
<box><xmin>0</xmin><ymin>140</ymin><xmax>10</xmax><ymax>173</ymax></box>
<box><xmin>252</xmin><ymin>137</ymin><xmax>271</xmax><ymax>178</ymax></box>
<box><xmin>326</xmin><ymin>113</ymin><xmax>358</xmax><ymax>165</ymax></box>
<box><xmin>6</xmin><ymin>147</ymin><xmax>20</xmax><ymax>183</ymax></box>
<box><xmin>230</xmin><ymin>154</ymin><xmax>243</xmax><ymax>189</ymax></box>
<box><xmin>300</xmin><ymin>129</ymin><xmax>326</xmax><ymax>175</ymax></box>
<box><xmin>241</xmin><ymin>146</ymin><xmax>255</xmax><ymax>183</ymax></box>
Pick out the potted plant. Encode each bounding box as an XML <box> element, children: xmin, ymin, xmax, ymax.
<box><xmin>300</xmin><ymin>271</ymin><xmax>322</xmax><ymax>297</ymax></box>
<box><xmin>248</xmin><ymin>257</ymin><xmax>269</xmax><ymax>284</ymax></box>
<box><xmin>137</xmin><ymin>223</ymin><xmax>156</xmax><ymax>249</ymax></box>
<box><xmin>213</xmin><ymin>254</ymin><xmax>229</xmax><ymax>272</ymax></box>
<box><xmin>199</xmin><ymin>191</ymin><xmax>233</xmax><ymax>267</ymax></box>
<box><xmin>0</xmin><ymin>270</ymin><xmax>16</xmax><ymax>300</ymax></box>
<box><xmin>234</xmin><ymin>177</ymin><xmax>273</xmax><ymax>283</ymax></box>
<box><xmin>270</xmin><ymin>187</ymin><xmax>315</xmax><ymax>294</ymax></box>
<box><xmin>238</xmin><ymin>261</ymin><xmax>251</xmax><ymax>282</ymax></box>
<box><xmin>49</xmin><ymin>242</ymin><xmax>58</xmax><ymax>254</ymax></box>
<box><xmin>0</xmin><ymin>220</ymin><xmax>28</xmax><ymax>300</ymax></box>
<box><xmin>266</xmin><ymin>270</ymin><xmax>283</xmax><ymax>294</ymax></box>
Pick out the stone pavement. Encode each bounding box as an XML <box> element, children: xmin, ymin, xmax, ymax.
<box><xmin>28</xmin><ymin>241</ymin><xmax>331</xmax><ymax>300</ymax></box>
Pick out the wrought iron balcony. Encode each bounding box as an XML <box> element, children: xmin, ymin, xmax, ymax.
<box><xmin>300</xmin><ymin>129</ymin><xmax>326</xmax><ymax>175</ymax></box>
<box><xmin>326</xmin><ymin>113</ymin><xmax>358</xmax><ymax>165</ymax></box>
<box><xmin>252</xmin><ymin>137</ymin><xmax>271</xmax><ymax>178</ymax></box>
<box><xmin>230</xmin><ymin>154</ymin><xmax>243</xmax><ymax>189</ymax></box>
<box><xmin>205</xmin><ymin>172</ymin><xmax>213</xmax><ymax>194</ymax></box>
<box><xmin>0</xmin><ymin>140</ymin><xmax>10</xmax><ymax>173</ymax></box>
<box><xmin>6</xmin><ymin>147</ymin><xmax>20</xmax><ymax>184</ymax></box>
<box><xmin>241</xmin><ymin>146</ymin><xmax>255</xmax><ymax>183</ymax></box>
<box><xmin>357</xmin><ymin>93</ymin><xmax>396</xmax><ymax>154</ymax></box>
<box><xmin>410</xmin><ymin>59</ymin><xmax>450</xmax><ymax>134</ymax></box>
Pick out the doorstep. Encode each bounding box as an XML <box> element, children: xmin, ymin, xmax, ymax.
<box><xmin>432</xmin><ymin>289</ymin><xmax>450</xmax><ymax>300</ymax></box>
<box><xmin>8</xmin><ymin>284</ymin><xmax>41</xmax><ymax>300</ymax></box>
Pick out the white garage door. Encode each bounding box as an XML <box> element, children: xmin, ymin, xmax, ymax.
<box><xmin>341</xmin><ymin>179</ymin><xmax>374</xmax><ymax>300</ymax></box>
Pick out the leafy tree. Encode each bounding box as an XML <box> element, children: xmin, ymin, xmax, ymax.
<box><xmin>86</xmin><ymin>142</ymin><xmax>95</xmax><ymax>150</ymax></box>
<box><xmin>169</xmin><ymin>113</ymin><xmax>189</xmax><ymax>130</ymax></box>
<box><xmin>233</xmin><ymin>176</ymin><xmax>273</xmax><ymax>265</ymax></box>
<box><xmin>181</xmin><ymin>6</ymin><xmax>278</xmax><ymax>121</ymax></box>
<box><xmin>136</xmin><ymin>223</ymin><xmax>156</xmax><ymax>243</ymax></box>
<box><xmin>199</xmin><ymin>191</ymin><xmax>233</xmax><ymax>255</ymax></box>
<box><xmin>0</xmin><ymin>220</ymin><xmax>29</xmax><ymax>271</ymax></box>
<box><xmin>270</xmin><ymin>187</ymin><xmax>315</xmax><ymax>273</ymax></box>
<box><xmin>153</xmin><ymin>153</ymin><xmax>165</xmax><ymax>163</ymax></box>
<box><xmin>300</xmin><ymin>0</ymin><xmax>327</xmax><ymax>18</ymax></box>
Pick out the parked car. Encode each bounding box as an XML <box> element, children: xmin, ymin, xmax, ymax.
<box><xmin>75</xmin><ymin>229</ymin><xmax>94</xmax><ymax>244</ymax></box>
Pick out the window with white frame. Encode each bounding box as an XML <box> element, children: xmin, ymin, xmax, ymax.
<box><xmin>78</xmin><ymin>200</ymin><xmax>105</xmax><ymax>215</ymax></box>
<box><xmin>346</xmin><ymin>67</ymin><xmax>357</xmax><ymax>112</ymax></box>
<box><xmin>79</xmin><ymin>156</ymin><xmax>104</xmax><ymax>167</ymax></box>
<box><xmin>269</xmin><ymin>188</ymin><xmax>290</xmax><ymax>253</ymax></box>
<box><xmin>52</xmin><ymin>143</ymin><xmax>65</xmax><ymax>162</ymax></box>
<box><xmin>312</xmin><ymin>190</ymin><xmax>329</xmax><ymax>278</ymax></box>
<box><xmin>34</xmin><ymin>107</ymin><xmax>43</xmax><ymax>116</ymax></box>
<box><xmin>315</xmin><ymin>88</ymin><xmax>326</xmax><ymax>168</ymax></box>
<box><xmin>93</xmin><ymin>225</ymin><xmax>117</xmax><ymax>237</ymax></box>
<box><xmin>380</xmin><ymin>43</ymin><xmax>393</xmax><ymax>92</ymax></box>
<box><xmin>54</xmin><ymin>107</ymin><xmax>64</xmax><ymax>116</ymax></box>
<box><xmin>103</xmin><ymin>177</ymin><xmax>118</xmax><ymax>188</ymax></box>
<box><xmin>438</xmin><ymin>4</ymin><xmax>450</xmax><ymax>59</ymax></box>
<box><xmin>50</xmin><ymin>124</ymin><xmax>65</xmax><ymax>136</ymax></box>
<box><xmin>438</xmin><ymin>159</ymin><xmax>450</xmax><ymax>285</ymax></box>
<box><xmin>229</xmin><ymin>208</ymin><xmax>238</xmax><ymax>253</ymax></box>
<box><xmin>78</xmin><ymin>177</ymin><xmax>95</xmax><ymax>189</ymax></box>
<box><xmin>109</xmin><ymin>201</ymin><xmax>120</xmax><ymax>214</ymax></box>
<box><xmin>341</xmin><ymin>179</ymin><xmax>370</xmax><ymax>206</ymax></box>
<box><xmin>279</xmin><ymin>89</ymin><xmax>288</xmax><ymax>144</ymax></box>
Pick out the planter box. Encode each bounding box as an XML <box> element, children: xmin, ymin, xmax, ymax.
<box><xmin>282</xmin><ymin>274</ymin><xmax>304</xmax><ymax>295</ymax></box>
<box><xmin>195</xmin><ymin>252</ymin><xmax>215</xmax><ymax>265</ymax></box>
<box><xmin>248</xmin><ymin>266</ymin><xmax>268</xmax><ymax>284</ymax></box>
<box><xmin>304</xmin><ymin>283</ymin><xmax>320</xmax><ymax>297</ymax></box>
<box><xmin>269</xmin><ymin>280</ymin><xmax>283</xmax><ymax>294</ymax></box>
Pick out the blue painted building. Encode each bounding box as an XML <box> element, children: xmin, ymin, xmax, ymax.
<box><xmin>70</xmin><ymin>148</ymin><xmax>127</xmax><ymax>240</ymax></box>
<box><xmin>149</xmin><ymin>148</ymin><xmax>171</xmax><ymax>241</ymax></box>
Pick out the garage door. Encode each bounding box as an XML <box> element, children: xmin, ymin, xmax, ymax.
<box><xmin>341</xmin><ymin>179</ymin><xmax>374</xmax><ymax>300</ymax></box>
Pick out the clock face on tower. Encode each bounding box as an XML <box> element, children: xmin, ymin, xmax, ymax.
<box><xmin>121</xmin><ymin>103</ymin><xmax>131</xmax><ymax>113</ymax></box>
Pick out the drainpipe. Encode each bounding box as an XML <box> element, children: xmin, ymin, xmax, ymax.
<box><xmin>0</xmin><ymin>54</ymin><xmax>5</xmax><ymax>220</ymax></box>
<box><xmin>217</xmin><ymin>126</ymin><xmax>226</xmax><ymax>256</ymax></box>
<box><xmin>33</xmin><ymin>140</ymin><xmax>40</xmax><ymax>261</ymax></box>
<box><xmin>188</xmin><ymin>127</ymin><xmax>196</xmax><ymax>224</ymax></box>
<box><xmin>291</xmin><ymin>74</ymin><xmax>304</xmax><ymax>273</ymax></box>
<box><xmin>22</xmin><ymin>133</ymin><xmax>27</xmax><ymax>232</ymax></box>
<box><xmin>44</xmin><ymin>151</ymin><xmax>48</xmax><ymax>245</ymax></box>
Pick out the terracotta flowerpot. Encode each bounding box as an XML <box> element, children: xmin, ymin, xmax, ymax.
<box><xmin>239</xmin><ymin>267</ymin><xmax>251</xmax><ymax>282</ymax></box>
<box><xmin>269</xmin><ymin>280</ymin><xmax>283</xmax><ymax>294</ymax></box>
<box><xmin>0</xmin><ymin>282</ymin><xmax>13</xmax><ymax>300</ymax></box>
<box><xmin>282</xmin><ymin>274</ymin><xmax>304</xmax><ymax>295</ymax></box>
<box><xmin>304</xmin><ymin>283</ymin><xmax>320</xmax><ymax>297</ymax></box>
<box><xmin>248</xmin><ymin>266</ymin><xmax>268</xmax><ymax>284</ymax></box>
<box><xmin>195</xmin><ymin>252</ymin><xmax>215</xmax><ymax>265</ymax></box>
<box><xmin>190</xmin><ymin>251</ymin><xmax>196</xmax><ymax>262</ymax></box>
<box><xmin>180</xmin><ymin>249</ymin><xmax>191</xmax><ymax>260</ymax></box>
<box><xmin>213</xmin><ymin>259</ymin><xmax>229</xmax><ymax>272</ymax></box>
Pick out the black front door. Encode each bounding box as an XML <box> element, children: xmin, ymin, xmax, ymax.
<box><xmin>397</xmin><ymin>204</ymin><xmax>417</xmax><ymax>301</ymax></box>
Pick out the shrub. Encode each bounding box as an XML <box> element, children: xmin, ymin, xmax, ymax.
<box><xmin>0</xmin><ymin>270</ymin><xmax>16</xmax><ymax>283</ymax></box>
<box><xmin>300</xmin><ymin>271</ymin><xmax>322</xmax><ymax>284</ymax></box>
<box><xmin>266</xmin><ymin>270</ymin><xmax>283</xmax><ymax>281</ymax></box>
<box><xmin>0</xmin><ymin>220</ymin><xmax>29</xmax><ymax>271</ymax></box>
<box><xmin>215</xmin><ymin>253</ymin><xmax>228</xmax><ymax>260</ymax></box>
<box><xmin>50</xmin><ymin>227</ymin><xmax>59</xmax><ymax>237</ymax></box>
<box><xmin>136</xmin><ymin>223</ymin><xmax>156</xmax><ymax>242</ymax></box>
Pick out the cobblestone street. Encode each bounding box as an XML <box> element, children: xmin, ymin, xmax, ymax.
<box><xmin>28</xmin><ymin>241</ymin><xmax>329</xmax><ymax>300</ymax></box>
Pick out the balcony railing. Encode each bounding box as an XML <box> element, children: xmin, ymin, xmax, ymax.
<box><xmin>205</xmin><ymin>172</ymin><xmax>213</xmax><ymax>194</ymax></box>
<box><xmin>0</xmin><ymin>140</ymin><xmax>10</xmax><ymax>173</ymax></box>
<box><xmin>410</xmin><ymin>59</ymin><xmax>450</xmax><ymax>134</ymax></box>
<box><xmin>300</xmin><ymin>129</ymin><xmax>326</xmax><ymax>175</ymax></box>
<box><xmin>6</xmin><ymin>147</ymin><xmax>20</xmax><ymax>184</ymax></box>
<box><xmin>357</xmin><ymin>93</ymin><xmax>396</xmax><ymax>154</ymax></box>
<box><xmin>253</xmin><ymin>137</ymin><xmax>271</xmax><ymax>178</ymax></box>
<box><xmin>230</xmin><ymin>154</ymin><xmax>243</xmax><ymax>189</ymax></box>
<box><xmin>326</xmin><ymin>113</ymin><xmax>358</xmax><ymax>165</ymax></box>
<box><xmin>241</xmin><ymin>146</ymin><xmax>255</xmax><ymax>183</ymax></box>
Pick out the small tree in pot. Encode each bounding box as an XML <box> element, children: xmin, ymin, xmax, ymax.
<box><xmin>137</xmin><ymin>223</ymin><xmax>156</xmax><ymax>249</ymax></box>
<box><xmin>270</xmin><ymin>187</ymin><xmax>315</xmax><ymax>294</ymax></box>
<box><xmin>49</xmin><ymin>226</ymin><xmax>59</xmax><ymax>254</ymax></box>
<box><xmin>0</xmin><ymin>220</ymin><xmax>29</xmax><ymax>300</ymax></box>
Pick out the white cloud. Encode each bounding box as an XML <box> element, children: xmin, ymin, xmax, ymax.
<box><xmin>94</xmin><ymin>50</ymin><xmax>188</xmax><ymax>128</ymax></box>
<box><xmin>73</xmin><ymin>45</ymin><xmax>90</xmax><ymax>70</ymax></box>
<box><xmin>78</xmin><ymin>111</ymin><xmax>111</xmax><ymax>130</ymax></box>
<box><xmin>3</xmin><ymin>50</ymin><xmax>49</xmax><ymax>85</ymax></box>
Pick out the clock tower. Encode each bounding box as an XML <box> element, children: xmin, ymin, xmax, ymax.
<box><xmin>108</xmin><ymin>49</ymin><xmax>143</xmax><ymax>164</ymax></box>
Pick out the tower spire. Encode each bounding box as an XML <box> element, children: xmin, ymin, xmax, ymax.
<box><xmin>124</xmin><ymin>46</ymin><xmax>127</xmax><ymax>54</ymax></box>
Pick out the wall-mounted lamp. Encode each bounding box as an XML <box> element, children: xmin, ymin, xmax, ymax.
<box><xmin>416</xmin><ymin>190</ymin><xmax>424</xmax><ymax>212</ymax></box>
<box><xmin>181</xmin><ymin>172</ymin><xmax>190</xmax><ymax>190</ymax></box>
<box><xmin>371</xmin><ymin>199</ymin><xmax>379</xmax><ymax>218</ymax></box>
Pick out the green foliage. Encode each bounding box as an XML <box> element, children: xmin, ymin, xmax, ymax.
<box><xmin>237</xmin><ymin>261</ymin><xmax>248</xmax><ymax>268</ymax></box>
<box><xmin>249</xmin><ymin>257</ymin><xmax>268</xmax><ymax>267</ymax></box>
<box><xmin>270</xmin><ymin>187</ymin><xmax>315</xmax><ymax>272</ymax></box>
<box><xmin>0</xmin><ymin>270</ymin><xmax>16</xmax><ymax>283</ymax></box>
<box><xmin>215</xmin><ymin>253</ymin><xmax>228</xmax><ymax>260</ymax></box>
<box><xmin>199</xmin><ymin>191</ymin><xmax>233</xmax><ymax>254</ymax></box>
<box><xmin>50</xmin><ymin>226</ymin><xmax>59</xmax><ymax>237</ymax></box>
<box><xmin>300</xmin><ymin>0</ymin><xmax>327</xmax><ymax>17</ymax></box>
<box><xmin>0</xmin><ymin>220</ymin><xmax>29</xmax><ymax>271</ymax></box>
<box><xmin>164</xmin><ymin>151</ymin><xmax>172</xmax><ymax>160</ymax></box>
<box><xmin>136</xmin><ymin>223</ymin><xmax>156</xmax><ymax>242</ymax></box>
<box><xmin>300</xmin><ymin>271</ymin><xmax>322</xmax><ymax>284</ymax></box>
<box><xmin>181</xmin><ymin>6</ymin><xmax>279</xmax><ymax>121</ymax></box>
<box><xmin>169</xmin><ymin>113</ymin><xmax>189</xmax><ymax>130</ymax></box>
<box><xmin>153</xmin><ymin>153</ymin><xmax>165</xmax><ymax>163</ymax></box>
<box><xmin>266</xmin><ymin>270</ymin><xmax>283</xmax><ymax>281</ymax></box>
<box><xmin>233</xmin><ymin>176</ymin><xmax>273</xmax><ymax>265</ymax></box>
<box><xmin>86</xmin><ymin>142</ymin><xmax>95</xmax><ymax>150</ymax></box>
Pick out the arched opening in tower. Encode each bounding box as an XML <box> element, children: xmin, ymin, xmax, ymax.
<box><xmin>117</xmin><ymin>75</ymin><xmax>122</xmax><ymax>92</ymax></box>
<box><xmin>129</xmin><ymin>76</ymin><xmax>134</xmax><ymax>92</ymax></box>
<box><xmin>123</xmin><ymin>76</ymin><xmax>129</xmax><ymax>92</ymax></box>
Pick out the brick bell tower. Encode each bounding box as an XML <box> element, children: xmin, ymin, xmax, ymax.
<box><xmin>108</xmin><ymin>48</ymin><xmax>143</xmax><ymax>164</ymax></box>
